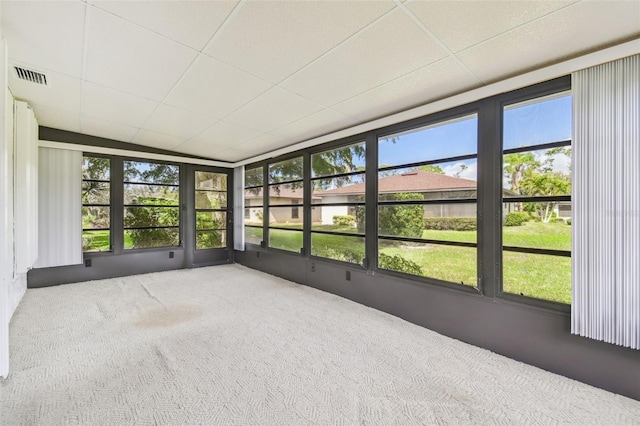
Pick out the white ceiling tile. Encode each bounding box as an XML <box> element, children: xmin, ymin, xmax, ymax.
<box><xmin>191</xmin><ymin>120</ymin><xmax>262</xmax><ymax>148</ymax></box>
<box><xmin>143</xmin><ymin>104</ymin><xmax>218</xmax><ymax>140</ymax></box>
<box><xmin>131</xmin><ymin>129</ymin><xmax>185</xmax><ymax>151</ymax></box>
<box><xmin>235</xmin><ymin>133</ymin><xmax>292</xmax><ymax>155</ymax></box>
<box><xmin>84</xmin><ymin>7</ymin><xmax>198</xmax><ymax>101</ymax></box>
<box><xmin>333</xmin><ymin>58</ymin><xmax>479</xmax><ymax>121</ymax></box>
<box><xmin>224</xmin><ymin>87</ymin><xmax>324</xmax><ymax>133</ymax></box>
<box><xmin>164</xmin><ymin>54</ymin><xmax>272</xmax><ymax>120</ymax></box>
<box><xmin>31</xmin><ymin>104</ymin><xmax>81</xmax><ymax>133</ymax></box>
<box><xmin>406</xmin><ymin>0</ymin><xmax>577</xmax><ymax>53</ymax></box>
<box><xmin>2</xmin><ymin>1</ymin><xmax>86</xmax><ymax>78</ymax></box>
<box><xmin>80</xmin><ymin>116</ymin><xmax>139</xmax><ymax>143</ymax></box>
<box><xmin>280</xmin><ymin>9</ymin><xmax>448</xmax><ymax>106</ymax></box>
<box><xmin>82</xmin><ymin>82</ymin><xmax>158</xmax><ymax>128</ymax></box>
<box><xmin>271</xmin><ymin>109</ymin><xmax>358</xmax><ymax>142</ymax></box>
<box><xmin>457</xmin><ymin>1</ymin><xmax>640</xmax><ymax>84</ymax></box>
<box><xmin>212</xmin><ymin>148</ymin><xmax>248</xmax><ymax>162</ymax></box>
<box><xmin>204</xmin><ymin>1</ymin><xmax>395</xmax><ymax>83</ymax></box>
<box><xmin>173</xmin><ymin>139</ymin><xmax>215</xmax><ymax>157</ymax></box>
<box><xmin>92</xmin><ymin>1</ymin><xmax>237</xmax><ymax>51</ymax></box>
<box><xmin>9</xmin><ymin>68</ymin><xmax>82</xmax><ymax>115</ymax></box>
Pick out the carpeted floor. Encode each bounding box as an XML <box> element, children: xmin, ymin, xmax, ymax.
<box><xmin>1</xmin><ymin>265</ymin><xmax>639</xmax><ymax>425</ymax></box>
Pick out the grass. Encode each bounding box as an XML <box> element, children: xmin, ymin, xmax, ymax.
<box><xmin>261</xmin><ymin>221</ymin><xmax>572</xmax><ymax>304</ymax></box>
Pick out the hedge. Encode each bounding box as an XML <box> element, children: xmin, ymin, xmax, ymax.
<box><xmin>423</xmin><ymin>217</ymin><xmax>477</xmax><ymax>231</ymax></box>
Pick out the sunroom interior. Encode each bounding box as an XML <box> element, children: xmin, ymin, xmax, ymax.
<box><xmin>1</xmin><ymin>0</ymin><xmax>639</xmax><ymax>414</ymax></box>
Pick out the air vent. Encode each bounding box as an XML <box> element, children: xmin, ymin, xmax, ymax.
<box><xmin>14</xmin><ymin>66</ymin><xmax>48</xmax><ymax>86</ymax></box>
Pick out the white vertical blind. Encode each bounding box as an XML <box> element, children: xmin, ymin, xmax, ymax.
<box><xmin>572</xmin><ymin>54</ymin><xmax>640</xmax><ymax>349</ymax></box>
<box><xmin>233</xmin><ymin>166</ymin><xmax>245</xmax><ymax>251</ymax></box>
<box><xmin>35</xmin><ymin>148</ymin><xmax>82</xmax><ymax>268</ymax></box>
<box><xmin>13</xmin><ymin>100</ymin><xmax>38</xmax><ymax>273</ymax></box>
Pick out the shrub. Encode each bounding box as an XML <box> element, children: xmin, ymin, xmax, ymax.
<box><xmin>125</xmin><ymin>197</ymin><xmax>179</xmax><ymax>248</ymax></box>
<box><xmin>424</xmin><ymin>217</ymin><xmax>477</xmax><ymax>231</ymax></box>
<box><xmin>504</xmin><ymin>211</ymin><xmax>529</xmax><ymax>227</ymax></box>
<box><xmin>566</xmin><ymin>219</ymin><xmax>572</xmax><ymax>225</ymax></box>
<box><xmin>550</xmin><ymin>217</ymin><xmax>566</xmax><ymax>224</ymax></box>
<box><xmin>377</xmin><ymin>193</ymin><xmax>425</xmax><ymax>238</ymax></box>
<box><xmin>379</xmin><ymin>253</ymin><xmax>423</xmax><ymax>276</ymax></box>
<box><xmin>333</xmin><ymin>215</ymin><xmax>356</xmax><ymax>227</ymax></box>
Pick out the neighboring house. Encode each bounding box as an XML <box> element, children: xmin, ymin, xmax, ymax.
<box><xmin>244</xmin><ymin>185</ymin><xmax>321</xmax><ymax>224</ymax></box>
<box><xmin>317</xmin><ymin>170</ymin><xmax>479</xmax><ymax>225</ymax></box>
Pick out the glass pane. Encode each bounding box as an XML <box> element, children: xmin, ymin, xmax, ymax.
<box><xmin>82</xmin><ymin>206</ymin><xmax>110</xmax><ymax>230</ymax></box>
<box><xmin>378</xmin><ymin>163</ymin><xmax>477</xmax><ymax>200</ymax></box>
<box><xmin>503</xmin><ymin>252</ymin><xmax>571</xmax><ymax>304</ymax></box>
<box><xmin>196</xmin><ymin>190</ymin><xmax>227</xmax><ymax>209</ymax></box>
<box><xmin>245</xmin><ymin>207</ymin><xmax>263</xmax><ymax>226</ymax></box>
<box><xmin>244</xmin><ymin>187</ymin><xmax>263</xmax><ymax>207</ymax></box>
<box><xmin>502</xmin><ymin>147</ymin><xmax>571</xmax><ymax>195</ymax></box>
<box><xmin>311</xmin><ymin>206</ymin><xmax>363</xmax><ymax>234</ymax></box>
<box><xmin>269</xmin><ymin>156</ymin><xmax>303</xmax><ymax>183</ymax></box>
<box><xmin>196</xmin><ymin>230</ymin><xmax>226</xmax><ymax>249</ymax></box>
<box><xmin>269</xmin><ymin>228</ymin><xmax>303</xmax><ymax>252</ymax></box>
<box><xmin>82</xmin><ymin>182</ymin><xmax>110</xmax><ymax>204</ymax></box>
<box><xmin>268</xmin><ymin>206</ymin><xmax>303</xmax><ymax>228</ymax></box>
<box><xmin>124</xmin><ymin>207</ymin><xmax>179</xmax><ymax>228</ymax></box>
<box><xmin>379</xmin><ymin>114</ymin><xmax>477</xmax><ymax>168</ymax></box>
<box><xmin>245</xmin><ymin>167</ymin><xmax>263</xmax><ymax>188</ymax></box>
<box><xmin>268</xmin><ymin>183</ymin><xmax>303</xmax><ymax>206</ymax></box>
<box><xmin>503</xmin><ymin>93</ymin><xmax>572</xmax><ymax>150</ymax></box>
<box><xmin>124</xmin><ymin>228</ymin><xmax>179</xmax><ymax>249</ymax></box>
<box><xmin>196</xmin><ymin>172</ymin><xmax>226</xmax><ymax>191</ymax></box>
<box><xmin>82</xmin><ymin>230</ymin><xmax>110</xmax><ymax>252</ymax></box>
<box><xmin>311</xmin><ymin>142</ymin><xmax>366</xmax><ymax>178</ymax></box>
<box><xmin>502</xmin><ymin>203</ymin><xmax>571</xmax><ymax>250</ymax></box>
<box><xmin>124</xmin><ymin>161</ymin><xmax>179</xmax><ymax>184</ymax></box>
<box><xmin>124</xmin><ymin>184</ymin><xmax>179</xmax><ymax>205</ymax></box>
<box><xmin>82</xmin><ymin>156</ymin><xmax>110</xmax><ymax>180</ymax></box>
<box><xmin>196</xmin><ymin>211</ymin><xmax>226</xmax><ymax>231</ymax></box>
<box><xmin>379</xmin><ymin>239</ymin><xmax>476</xmax><ymax>286</ymax></box>
<box><xmin>311</xmin><ymin>173</ymin><xmax>365</xmax><ymax>201</ymax></box>
<box><xmin>245</xmin><ymin>226</ymin><xmax>263</xmax><ymax>245</ymax></box>
<box><xmin>311</xmin><ymin>234</ymin><xmax>365</xmax><ymax>264</ymax></box>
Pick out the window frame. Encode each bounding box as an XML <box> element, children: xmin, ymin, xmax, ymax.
<box><xmin>82</xmin><ymin>154</ymin><xmax>113</xmax><ymax>253</ymax></box>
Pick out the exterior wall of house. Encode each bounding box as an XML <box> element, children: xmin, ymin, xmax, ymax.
<box><xmin>319</xmin><ymin>195</ymin><xmax>349</xmax><ymax>224</ymax></box>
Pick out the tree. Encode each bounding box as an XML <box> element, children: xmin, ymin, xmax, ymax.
<box><xmin>503</xmin><ymin>152</ymin><xmax>539</xmax><ymax>195</ymax></box>
<box><xmin>416</xmin><ymin>165</ymin><xmax>444</xmax><ymax>174</ymax></box>
<box><xmin>521</xmin><ymin>173</ymin><xmax>570</xmax><ymax>223</ymax></box>
<box><xmin>357</xmin><ymin>193</ymin><xmax>424</xmax><ymax>237</ymax></box>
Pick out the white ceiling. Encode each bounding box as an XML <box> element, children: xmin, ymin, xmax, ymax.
<box><xmin>2</xmin><ymin>0</ymin><xmax>639</xmax><ymax>163</ymax></box>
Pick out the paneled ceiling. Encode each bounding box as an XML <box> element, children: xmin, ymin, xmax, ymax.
<box><xmin>2</xmin><ymin>1</ymin><xmax>639</xmax><ymax>162</ymax></box>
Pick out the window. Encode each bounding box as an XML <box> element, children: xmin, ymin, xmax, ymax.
<box><xmin>310</xmin><ymin>142</ymin><xmax>366</xmax><ymax>265</ymax></box>
<box><xmin>377</xmin><ymin>114</ymin><xmax>478</xmax><ymax>285</ymax></box>
<box><xmin>123</xmin><ymin>160</ymin><xmax>180</xmax><ymax>249</ymax></box>
<box><xmin>244</xmin><ymin>166</ymin><xmax>263</xmax><ymax>246</ymax></box>
<box><xmin>82</xmin><ymin>156</ymin><xmax>111</xmax><ymax>252</ymax></box>
<box><xmin>291</xmin><ymin>200</ymin><xmax>299</xmax><ymax>219</ymax></box>
<box><xmin>195</xmin><ymin>172</ymin><xmax>227</xmax><ymax>249</ymax></box>
<box><xmin>501</xmin><ymin>92</ymin><xmax>572</xmax><ymax>304</ymax></box>
<box><xmin>267</xmin><ymin>157</ymin><xmax>303</xmax><ymax>252</ymax></box>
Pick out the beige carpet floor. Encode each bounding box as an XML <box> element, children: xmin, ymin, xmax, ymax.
<box><xmin>1</xmin><ymin>264</ymin><xmax>639</xmax><ymax>425</ymax></box>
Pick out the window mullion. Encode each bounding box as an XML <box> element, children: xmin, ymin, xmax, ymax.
<box><xmin>112</xmin><ymin>156</ymin><xmax>124</xmax><ymax>255</ymax></box>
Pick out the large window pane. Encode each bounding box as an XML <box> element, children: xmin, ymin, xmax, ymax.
<box><xmin>245</xmin><ymin>226</ymin><xmax>263</xmax><ymax>245</ymax></box>
<box><xmin>311</xmin><ymin>142</ymin><xmax>365</xmax><ymax>178</ymax></box>
<box><xmin>379</xmin><ymin>240</ymin><xmax>476</xmax><ymax>286</ymax></box>
<box><xmin>124</xmin><ymin>207</ymin><xmax>179</xmax><ymax>228</ymax></box>
<box><xmin>312</xmin><ymin>173</ymin><xmax>365</xmax><ymax>202</ymax></box>
<box><xmin>196</xmin><ymin>172</ymin><xmax>226</xmax><ymax>191</ymax></box>
<box><xmin>268</xmin><ymin>206</ymin><xmax>304</xmax><ymax>228</ymax></box>
<box><xmin>269</xmin><ymin>229</ymin><xmax>303</xmax><ymax>252</ymax></box>
<box><xmin>312</xmin><ymin>206</ymin><xmax>363</xmax><ymax>233</ymax></box>
<box><xmin>196</xmin><ymin>230</ymin><xmax>226</xmax><ymax>249</ymax></box>
<box><xmin>83</xmin><ymin>156</ymin><xmax>111</xmax><ymax>252</ymax></box>
<box><xmin>195</xmin><ymin>191</ymin><xmax>226</xmax><ymax>209</ymax></box>
<box><xmin>196</xmin><ymin>211</ymin><xmax>226</xmax><ymax>231</ymax></box>
<box><xmin>124</xmin><ymin>228</ymin><xmax>179</xmax><ymax>249</ymax></box>
<box><xmin>124</xmin><ymin>184</ymin><xmax>179</xmax><ymax>205</ymax></box>
<box><xmin>502</xmin><ymin>147</ymin><xmax>571</xmax><ymax>195</ymax></box>
<box><xmin>311</xmin><ymin>234</ymin><xmax>364</xmax><ymax>264</ymax></box>
<box><xmin>268</xmin><ymin>183</ymin><xmax>304</xmax><ymax>206</ymax></box>
<box><xmin>245</xmin><ymin>167</ymin><xmax>263</xmax><ymax>188</ymax></box>
<box><xmin>503</xmin><ymin>93</ymin><xmax>571</xmax><ymax>150</ymax></box>
<box><xmin>269</xmin><ymin>157</ymin><xmax>303</xmax><ymax>183</ymax></box>
<box><xmin>124</xmin><ymin>161</ymin><xmax>179</xmax><ymax>184</ymax></box>
<box><xmin>503</xmin><ymin>202</ymin><xmax>571</xmax><ymax>250</ymax></box>
<box><xmin>82</xmin><ymin>230</ymin><xmax>110</xmax><ymax>252</ymax></box>
<box><xmin>503</xmin><ymin>252</ymin><xmax>571</xmax><ymax>304</ymax></box>
<box><xmin>379</xmin><ymin>115</ymin><xmax>477</xmax><ymax>168</ymax></box>
<box><xmin>246</xmin><ymin>207</ymin><xmax>263</xmax><ymax>226</ymax></box>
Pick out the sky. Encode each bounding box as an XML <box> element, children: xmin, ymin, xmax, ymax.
<box><xmin>377</xmin><ymin>93</ymin><xmax>572</xmax><ymax>182</ymax></box>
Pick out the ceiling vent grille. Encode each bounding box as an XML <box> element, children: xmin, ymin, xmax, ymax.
<box><xmin>14</xmin><ymin>66</ymin><xmax>48</xmax><ymax>86</ymax></box>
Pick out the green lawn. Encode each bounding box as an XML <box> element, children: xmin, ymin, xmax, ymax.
<box><xmin>260</xmin><ymin>221</ymin><xmax>571</xmax><ymax>304</ymax></box>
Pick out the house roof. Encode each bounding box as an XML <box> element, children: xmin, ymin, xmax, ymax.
<box><xmin>245</xmin><ymin>185</ymin><xmax>320</xmax><ymax>200</ymax></box>
<box><xmin>318</xmin><ymin>170</ymin><xmax>476</xmax><ymax>196</ymax></box>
